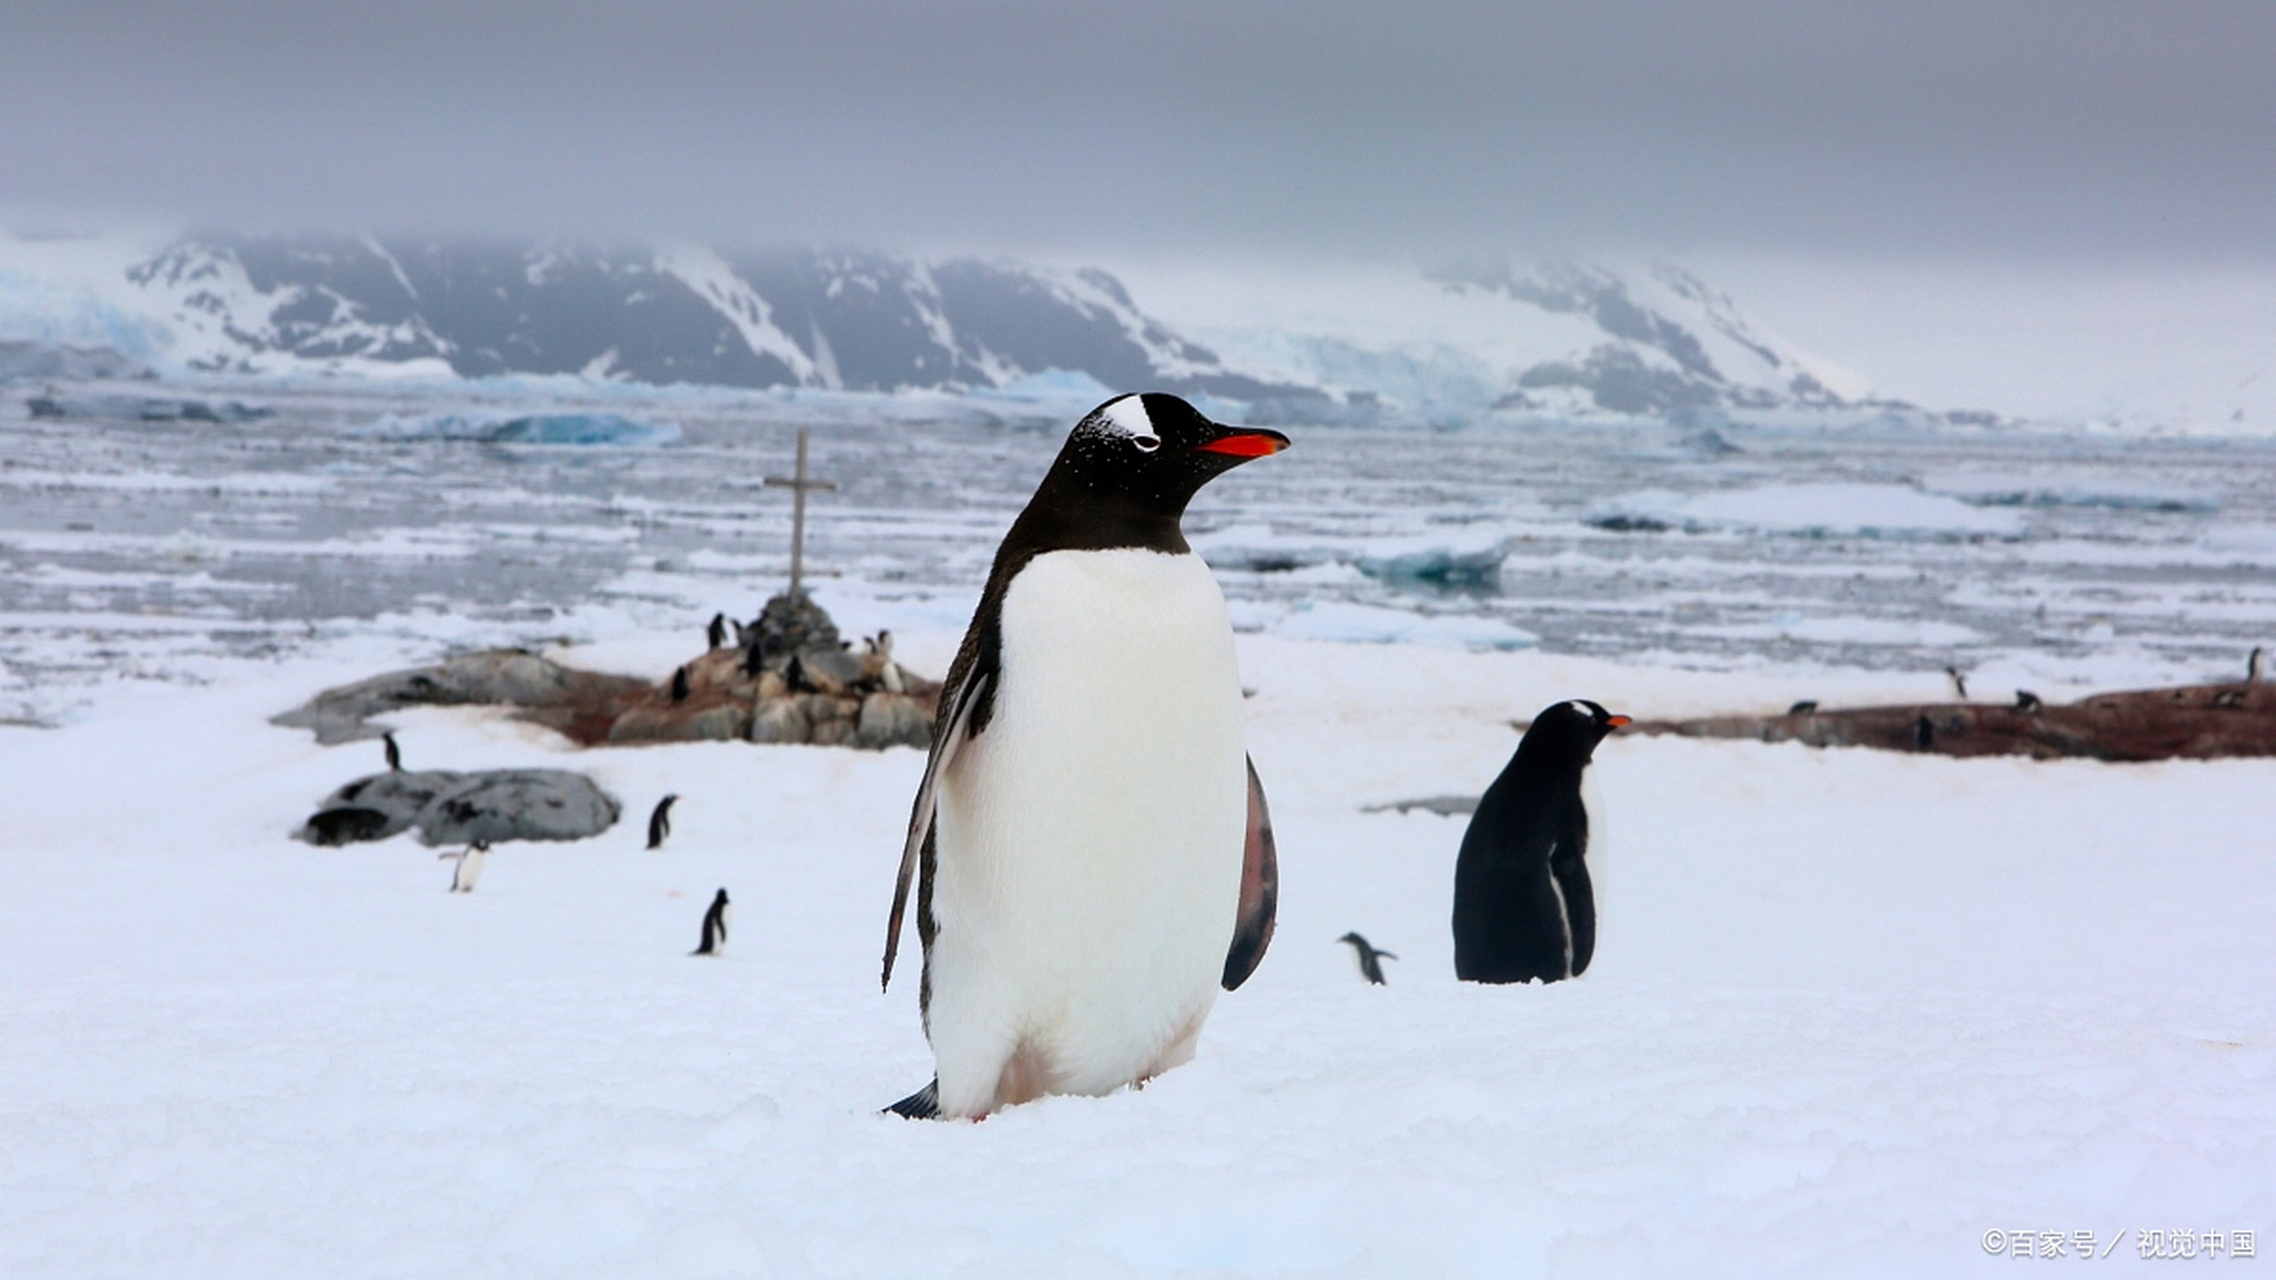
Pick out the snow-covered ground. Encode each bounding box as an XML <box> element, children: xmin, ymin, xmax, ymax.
<box><xmin>2</xmin><ymin>393</ymin><xmax>2272</xmax><ymax>1275</ymax></box>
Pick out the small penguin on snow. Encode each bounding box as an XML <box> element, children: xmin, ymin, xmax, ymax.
<box><xmin>1453</xmin><ymin>700</ymin><xmax>1628</xmax><ymax>985</ymax></box>
<box><xmin>693</xmin><ymin>888</ymin><xmax>730</xmax><ymax>956</ymax></box>
<box><xmin>1338</xmin><ymin>931</ymin><xmax>1397</xmax><ymax>985</ymax></box>
<box><xmin>382</xmin><ymin>731</ymin><xmax>403</xmax><ymax>773</ymax></box>
<box><xmin>647</xmin><ymin>794</ymin><xmax>678</xmax><ymax>850</ymax></box>
<box><xmin>441</xmin><ymin>839</ymin><xmax>489</xmax><ymax>893</ymax></box>
<box><xmin>880</xmin><ymin>392</ymin><xmax>1288</xmax><ymax>1120</ymax></box>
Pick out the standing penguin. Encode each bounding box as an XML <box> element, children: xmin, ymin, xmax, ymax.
<box><xmin>693</xmin><ymin>888</ymin><xmax>730</xmax><ymax>956</ymax></box>
<box><xmin>670</xmin><ymin>665</ymin><xmax>691</xmax><ymax>703</ymax></box>
<box><xmin>647</xmin><ymin>794</ymin><xmax>678</xmax><ymax>850</ymax></box>
<box><xmin>442</xmin><ymin>840</ymin><xmax>489</xmax><ymax>894</ymax></box>
<box><xmin>880</xmin><ymin>392</ymin><xmax>1288</xmax><ymax>1120</ymax></box>
<box><xmin>1453</xmin><ymin>700</ymin><xmax>1628</xmax><ymax>984</ymax></box>
<box><xmin>707</xmin><ymin>612</ymin><xmax>728</xmax><ymax>651</ymax></box>
<box><xmin>382</xmin><ymin>731</ymin><xmax>403</xmax><ymax>773</ymax></box>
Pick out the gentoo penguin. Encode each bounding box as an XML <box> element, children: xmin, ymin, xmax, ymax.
<box><xmin>708</xmin><ymin>612</ymin><xmax>728</xmax><ymax>651</ymax></box>
<box><xmin>647</xmin><ymin>794</ymin><xmax>678</xmax><ymax>850</ymax></box>
<box><xmin>2014</xmin><ymin>689</ymin><xmax>2042</xmax><ymax>712</ymax></box>
<box><xmin>2250</xmin><ymin>646</ymin><xmax>2265</xmax><ymax>684</ymax></box>
<box><xmin>880</xmin><ymin>392</ymin><xmax>1288</xmax><ymax>1120</ymax></box>
<box><xmin>382</xmin><ymin>731</ymin><xmax>403</xmax><ymax>773</ymax></box>
<box><xmin>1453</xmin><ymin>700</ymin><xmax>1628</xmax><ymax>985</ymax></box>
<box><xmin>670</xmin><ymin>665</ymin><xmax>691</xmax><ymax>703</ymax></box>
<box><xmin>693</xmin><ymin>888</ymin><xmax>730</xmax><ymax>956</ymax></box>
<box><xmin>1913</xmin><ymin>715</ymin><xmax>1936</xmax><ymax>748</ymax></box>
<box><xmin>442</xmin><ymin>840</ymin><xmax>489</xmax><ymax>893</ymax></box>
<box><xmin>1338</xmin><ymin>931</ymin><xmax>1397</xmax><ymax>985</ymax></box>
<box><xmin>741</xmin><ymin>636</ymin><xmax>766</xmax><ymax>678</ymax></box>
<box><xmin>1945</xmin><ymin>667</ymin><xmax>1970</xmax><ymax>700</ymax></box>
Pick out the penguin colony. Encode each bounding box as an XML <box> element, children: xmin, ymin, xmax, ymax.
<box><xmin>880</xmin><ymin>392</ymin><xmax>1288</xmax><ymax>1120</ymax></box>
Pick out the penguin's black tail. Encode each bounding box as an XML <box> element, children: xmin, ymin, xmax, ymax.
<box><xmin>884</xmin><ymin>1079</ymin><xmax>941</xmax><ymax>1120</ymax></box>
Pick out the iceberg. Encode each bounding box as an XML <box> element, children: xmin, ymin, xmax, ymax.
<box><xmin>354</xmin><ymin>412</ymin><xmax>682</xmax><ymax>447</ymax></box>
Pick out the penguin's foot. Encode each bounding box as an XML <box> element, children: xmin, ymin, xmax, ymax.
<box><xmin>884</xmin><ymin>1078</ymin><xmax>941</xmax><ymax>1120</ymax></box>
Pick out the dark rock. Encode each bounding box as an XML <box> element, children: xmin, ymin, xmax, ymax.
<box><xmin>301</xmin><ymin>807</ymin><xmax>395</xmax><ymax>846</ymax></box>
<box><xmin>608</xmin><ymin>699</ymin><xmax>753</xmax><ymax>744</ymax></box>
<box><xmin>415</xmin><ymin>770</ymin><xmax>621</xmax><ymax>846</ymax></box>
<box><xmin>750</xmin><ymin>591</ymin><xmax>840</xmax><ymax>658</ymax></box>
<box><xmin>296</xmin><ymin>769</ymin><xmax>464</xmax><ymax>844</ymax></box>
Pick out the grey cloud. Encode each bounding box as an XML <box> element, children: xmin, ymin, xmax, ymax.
<box><xmin>4</xmin><ymin>1</ymin><xmax>2271</xmax><ymax>262</ymax></box>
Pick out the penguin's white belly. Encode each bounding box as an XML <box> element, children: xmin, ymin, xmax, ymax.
<box><xmin>930</xmin><ymin>548</ymin><xmax>1248</xmax><ymax>1115</ymax></box>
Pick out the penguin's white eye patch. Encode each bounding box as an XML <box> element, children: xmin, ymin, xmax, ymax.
<box><xmin>1132</xmin><ymin>434</ymin><xmax>1161</xmax><ymax>452</ymax></box>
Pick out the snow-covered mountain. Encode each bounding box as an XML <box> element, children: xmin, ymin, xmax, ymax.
<box><xmin>2</xmin><ymin>231</ymin><xmax>1889</xmax><ymax>419</ymax></box>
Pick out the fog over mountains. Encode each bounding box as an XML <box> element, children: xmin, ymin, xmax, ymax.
<box><xmin>1</xmin><ymin>232</ymin><xmax>1902</xmax><ymax>421</ymax></box>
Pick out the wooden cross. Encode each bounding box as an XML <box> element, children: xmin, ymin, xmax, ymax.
<box><xmin>763</xmin><ymin>429</ymin><xmax>837</xmax><ymax>598</ymax></box>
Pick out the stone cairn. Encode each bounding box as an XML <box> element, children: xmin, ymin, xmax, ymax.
<box><xmin>604</xmin><ymin>591</ymin><xmax>939</xmax><ymax>749</ymax></box>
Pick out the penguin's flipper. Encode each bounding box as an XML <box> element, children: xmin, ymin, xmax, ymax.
<box><xmin>1549</xmin><ymin>810</ymin><xmax>1598</xmax><ymax>976</ymax></box>
<box><xmin>1221</xmin><ymin>755</ymin><xmax>1280</xmax><ymax>991</ymax></box>
<box><xmin>884</xmin><ymin>1078</ymin><xmax>942</xmax><ymax>1120</ymax></box>
<box><xmin>882</xmin><ymin>667</ymin><xmax>991</xmax><ymax>991</ymax></box>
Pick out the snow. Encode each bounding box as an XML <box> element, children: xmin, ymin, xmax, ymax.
<box><xmin>2</xmin><ymin>389</ymin><xmax>2273</xmax><ymax>1275</ymax></box>
<box><xmin>2</xmin><ymin>629</ymin><xmax>2272</xmax><ymax>1276</ymax></box>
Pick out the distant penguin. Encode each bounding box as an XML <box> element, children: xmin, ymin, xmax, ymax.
<box><xmin>647</xmin><ymin>794</ymin><xmax>678</xmax><ymax>850</ymax></box>
<box><xmin>2213</xmin><ymin>687</ymin><xmax>2248</xmax><ymax>708</ymax></box>
<box><xmin>1945</xmin><ymin>667</ymin><xmax>1970</xmax><ymax>700</ymax></box>
<box><xmin>670</xmin><ymin>665</ymin><xmax>691</xmax><ymax>703</ymax></box>
<box><xmin>2014</xmin><ymin>689</ymin><xmax>2042</xmax><ymax>712</ymax></box>
<box><xmin>1788</xmin><ymin>699</ymin><xmax>1819</xmax><ymax>715</ymax></box>
<box><xmin>693</xmin><ymin>888</ymin><xmax>730</xmax><ymax>956</ymax></box>
<box><xmin>869</xmin><ymin>630</ymin><xmax>907</xmax><ymax>694</ymax></box>
<box><xmin>1453</xmin><ymin>699</ymin><xmax>1628</xmax><ymax>985</ymax></box>
<box><xmin>785</xmin><ymin>653</ymin><xmax>816</xmax><ymax>694</ymax></box>
<box><xmin>442</xmin><ymin>840</ymin><xmax>489</xmax><ymax>893</ymax></box>
<box><xmin>707</xmin><ymin>612</ymin><xmax>728</xmax><ymax>651</ymax></box>
<box><xmin>383</xmin><ymin>731</ymin><xmax>403</xmax><ymax>773</ymax></box>
<box><xmin>741</xmin><ymin>636</ymin><xmax>766</xmax><ymax>678</ymax></box>
<box><xmin>1914</xmin><ymin>715</ymin><xmax>1936</xmax><ymax>748</ymax></box>
<box><xmin>2250</xmin><ymin>646</ymin><xmax>2266</xmax><ymax>684</ymax></box>
<box><xmin>1338</xmin><ymin>932</ymin><xmax>1397</xmax><ymax>985</ymax></box>
<box><xmin>879</xmin><ymin>392</ymin><xmax>1289</xmax><ymax>1119</ymax></box>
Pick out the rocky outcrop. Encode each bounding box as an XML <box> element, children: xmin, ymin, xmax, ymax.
<box><xmin>1631</xmin><ymin>681</ymin><xmax>2276</xmax><ymax>762</ymax></box>
<box><xmin>271</xmin><ymin>649</ymin><xmax>652</xmax><ymax>745</ymax></box>
<box><xmin>299</xmin><ymin>768</ymin><xmax>621</xmax><ymax>847</ymax></box>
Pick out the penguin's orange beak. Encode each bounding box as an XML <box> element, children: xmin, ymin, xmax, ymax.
<box><xmin>1606</xmin><ymin>714</ymin><xmax>1632</xmax><ymax>728</ymax></box>
<box><xmin>1199</xmin><ymin>428</ymin><xmax>1291</xmax><ymax>458</ymax></box>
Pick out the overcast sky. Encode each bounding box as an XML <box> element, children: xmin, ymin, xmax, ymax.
<box><xmin>5</xmin><ymin>0</ymin><xmax>2273</xmax><ymax>267</ymax></box>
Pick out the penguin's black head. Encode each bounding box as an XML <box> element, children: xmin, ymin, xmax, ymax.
<box><xmin>1517</xmin><ymin>699</ymin><xmax>1630</xmax><ymax>766</ymax></box>
<box><xmin>1045</xmin><ymin>392</ymin><xmax>1290</xmax><ymax>515</ymax></box>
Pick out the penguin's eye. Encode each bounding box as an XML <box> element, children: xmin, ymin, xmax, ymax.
<box><xmin>1132</xmin><ymin>434</ymin><xmax>1161</xmax><ymax>452</ymax></box>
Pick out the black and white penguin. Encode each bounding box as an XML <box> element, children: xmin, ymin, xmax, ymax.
<box><xmin>1914</xmin><ymin>715</ymin><xmax>1936</xmax><ymax>748</ymax></box>
<box><xmin>2014</xmin><ymin>689</ymin><xmax>2042</xmax><ymax>712</ymax></box>
<box><xmin>1788</xmin><ymin>699</ymin><xmax>1819</xmax><ymax>716</ymax></box>
<box><xmin>741</xmin><ymin>636</ymin><xmax>766</xmax><ymax>678</ymax></box>
<box><xmin>2250</xmin><ymin>646</ymin><xmax>2265</xmax><ymax>684</ymax></box>
<box><xmin>441</xmin><ymin>839</ymin><xmax>489</xmax><ymax>893</ymax></box>
<box><xmin>880</xmin><ymin>392</ymin><xmax>1288</xmax><ymax>1120</ymax></box>
<box><xmin>708</xmin><ymin>612</ymin><xmax>728</xmax><ymax>651</ymax></box>
<box><xmin>1945</xmin><ymin>667</ymin><xmax>1970</xmax><ymax>701</ymax></box>
<box><xmin>693</xmin><ymin>888</ymin><xmax>730</xmax><ymax>956</ymax></box>
<box><xmin>1452</xmin><ymin>699</ymin><xmax>1628</xmax><ymax>985</ymax></box>
<box><xmin>647</xmin><ymin>794</ymin><xmax>678</xmax><ymax>850</ymax></box>
<box><xmin>670</xmin><ymin>665</ymin><xmax>691</xmax><ymax>703</ymax></box>
<box><xmin>382</xmin><ymin>731</ymin><xmax>403</xmax><ymax>773</ymax></box>
<box><xmin>1338</xmin><ymin>931</ymin><xmax>1397</xmax><ymax>985</ymax></box>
